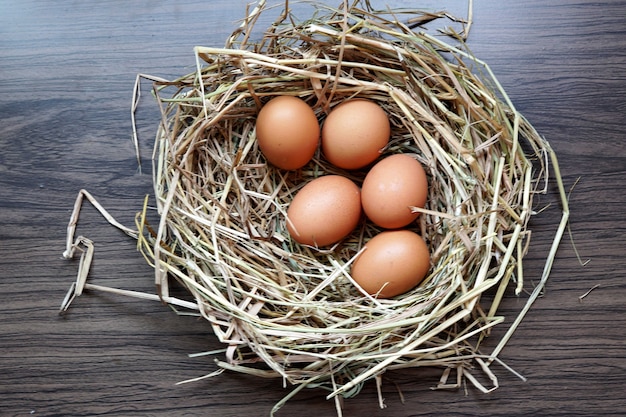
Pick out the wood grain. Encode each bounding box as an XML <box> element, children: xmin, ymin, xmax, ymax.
<box><xmin>2</xmin><ymin>1</ymin><xmax>625</xmax><ymax>416</ymax></box>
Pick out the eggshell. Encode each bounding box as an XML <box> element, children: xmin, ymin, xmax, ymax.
<box><xmin>255</xmin><ymin>96</ymin><xmax>320</xmax><ymax>170</ymax></box>
<box><xmin>351</xmin><ymin>230</ymin><xmax>430</xmax><ymax>298</ymax></box>
<box><xmin>361</xmin><ymin>154</ymin><xmax>428</xmax><ymax>229</ymax></box>
<box><xmin>321</xmin><ymin>99</ymin><xmax>390</xmax><ymax>170</ymax></box>
<box><xmin>287</xmin><ymin>175</ymin><xmax>361</xmax><ymax>247</ymax></box>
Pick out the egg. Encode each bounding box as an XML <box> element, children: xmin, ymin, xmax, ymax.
<box><xmin>321</xmin><ymin>99</ymin><xmax>390</xmax><ymax>170</ymax></box>
<box><xmin>286</xmin><ymin>175</ymin><xmax>361</xmax><ymax>247</ymax></box>
<box><xmin>351</xmin><ymin>230</ymin><xmax>430</xmax><ymax>298</ymax></box>
<box><xmin>255</xmin><ymin>96</ymin><xmax>320</xmax><ymax>170</ymax></box>
<box><xmin>361</xmin><ymin>154</ymin><xmax>428</xmax><ymax>229</ymax></box>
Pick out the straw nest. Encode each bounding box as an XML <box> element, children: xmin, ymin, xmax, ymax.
<box><xmin>137</xmin><ymin>0</ymin><xmax>557</xmax><ymax>406</ymax></box>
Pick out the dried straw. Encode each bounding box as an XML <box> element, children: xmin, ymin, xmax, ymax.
<box><xmin>62</xmin><ymin>0</ymin><xmax>569</xmax><ymax>413</ymax></box>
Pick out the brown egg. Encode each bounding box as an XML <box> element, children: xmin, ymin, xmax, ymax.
<box><xmin>255</xmin><ymin>96</ymin><xmax>320</xmax><ymax>170</ymax></box>
<box><xmin>351</xmin><ymin>230</ymin><xmax>430</xmax><ymax>298</ymax></box>
<box><xmin>361</xmin><ymin>154</ymin><xmax>428</xmax><ymax>229</ymax></box>
<box><xmin>286</xmin><ymin>175</ymin><xmax>361</xmax><ymax>247</ymax></box>
<box><xmin>321</xmin><ymin>99</ymin><xmax>390</xmax><ymax>170</ymax></box>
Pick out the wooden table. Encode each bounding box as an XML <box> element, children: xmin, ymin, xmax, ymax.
<box><xmin>2</xmin><ymin>1</ymin><xmax>625</xmax><ymax>415</ymax></box>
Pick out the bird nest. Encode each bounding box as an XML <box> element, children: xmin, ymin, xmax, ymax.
<box><xmin>62</xmin><ymin>0</ymin><xmax>569</xmax><ymax>413</ymax></box>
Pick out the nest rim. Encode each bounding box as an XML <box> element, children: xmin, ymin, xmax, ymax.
<box><xmin>137</xmin><ymin>0</ymin><xmax>557</xmax><ymax>399</ymax></box>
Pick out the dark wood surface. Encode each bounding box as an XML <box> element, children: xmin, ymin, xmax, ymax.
<box><xmin>2</xmin><ymin>1</ymin><xmax>625</xmax><ymax>416</ymax></box>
